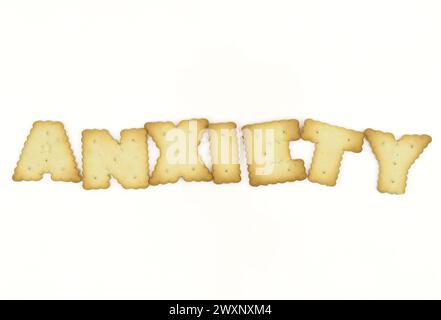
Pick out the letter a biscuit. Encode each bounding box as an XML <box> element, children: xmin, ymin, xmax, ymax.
<box><xmin>13</xmin><ymin>121</ymin><xmax>81</xmax><ymax>183</ymax></box>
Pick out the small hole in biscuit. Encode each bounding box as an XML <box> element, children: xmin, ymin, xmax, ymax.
<box><xmin>282</xmin><ymin>130</ymin><xmax>286</xmax><ymax>134</ymax></box>
<box><xmin>315</xmin><ymin>131</ymin><xmax>319</xmax><ymax>134</ymax></box>
<box><xmin>287</xmin><ymin>168</ymin><xmax>291</xmax><ymax>172</ymax></box>
<box><xmin>224</xmin><ymin>169</ymin><xmax>228</xmax><ymax>173</ymax></box>
<box><xmin>162</xmin><ymin>132</ymin><xmax>166</xmax><ymax>137</ymax></box>
<box><xmin>347</xmin><ymin>138</ymin><xmax>351</xmax><ymax>142</ymax></box>
<box><xmin>391</xmin><ymin>180</ymin><xmax>395</xmax><ymax>183</ymax></box>
<box><xmin>133</xmin><ymin>176</ymin><xmax>137</xmax><ymax>179</ymax></box>
<box><xmin>27</xmin><ymin>166</ymin><xmax>31</xmax><ymax>171</ymax></box>
<box><xmin>410</xmin><ymin>144</ymin><xmax>414</xmax><ymax>149</ymax></box>
<box><xmin>192</xmin><ymin>167</ymin><xmax>196</xmax><ymax>171</ymax></box>
<box><xmin>382</xmin><ymin>142</ymin><xmax>385</xmax><ymax>145</ymax></box>
<box><xmin>113</xmin><ymin>158</ymin><xmax>117</xmax><ymax>162</ymax></box>
<box><xmin>393</xmin><ymin>162</ymin><xmax>397</xmax><ymax>166</ymax></box>
<box><xmin>94</xmin><ymin>177</ymin><xmax>97</xmax><ymax>180</ymax></box>
<box><xmin>322</xmin><ymin>171</ymin><xmax>326</xmax><ymax>174</ymax></box>
<box><xmin>131</xmin><ymin>139</ymin><xmax>135</xmax><ymax>142</ymax></box>
<box><xmin>45</xmin><ymin>159</ymin><xmax>48</xmax><ymax>163</ymax></box>
<box><xmin>46</xmin><ymin>131</ymin><xmax>50</xmax><ymax>136</ymax></box>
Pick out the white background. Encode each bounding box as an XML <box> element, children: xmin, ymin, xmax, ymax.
<box><xmin>0</xmin><ymin>0</ymin><xmax>440</xmax><ymax>299</ymax></box>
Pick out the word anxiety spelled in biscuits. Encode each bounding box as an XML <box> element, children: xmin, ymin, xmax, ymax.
<box><xmin>13</xmin><ymin>119</ymin><xmax>431</xmax><ymax>194</ymax></box>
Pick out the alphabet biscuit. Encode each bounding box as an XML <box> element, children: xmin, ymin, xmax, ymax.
<box><xmin>82</xmin><ymin>128</ymin><xmax>149</xmax><ymax>189</ymax></box>
<box><xmin>301</xmin><ymin>119</ymin><xmax>364</xmax><ymax>186</ymax></box>
<box><xmin>145</xmin><ymin>119</ymin><xmax>212</xmax><ymax>185</ymax></box>
<box><xmin>364</xmin><ymin>128</ymin><xmax>431</xmax><ymax>194</ymax></box>
<box><xmin>208</xmin><ymin>122</ymin><xmax>241</xmax><ymax>184</ymax></box>
<box><xmin>13</xmin><ymin>121</ymin><xmax>81</xmax><ymax>183</ymax></box>
<box><xmin>242</xmin><ymin>120</ymin><xmax>306</xmax><ymax>186</ymax></box>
